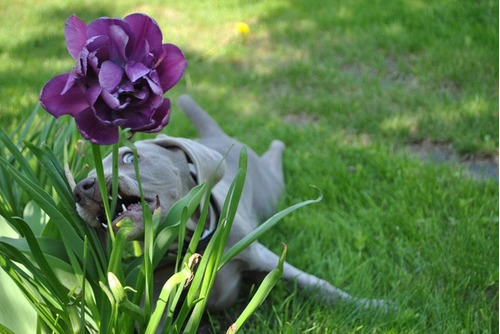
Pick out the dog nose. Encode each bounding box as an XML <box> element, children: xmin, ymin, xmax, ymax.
<box><xmin>73</xmin><ymin>178</ymin><xmax>98</xmax><ymax>203</ymax></box>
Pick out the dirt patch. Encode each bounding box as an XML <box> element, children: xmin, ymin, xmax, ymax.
<box><xmin>408</xmin><ymin>139</ymin><xmax>498</xmax><ymax>181</ymax></box>
<box><xmin>283</xmin><ymin>112</ymin><xmax>319</xmax><ymax>126</ymax></box>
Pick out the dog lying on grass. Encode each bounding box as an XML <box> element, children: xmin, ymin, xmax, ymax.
<box><xmin>72</xmin><ymin>95</ymin><xmax>386</xmax><ymax>311</ymax></box>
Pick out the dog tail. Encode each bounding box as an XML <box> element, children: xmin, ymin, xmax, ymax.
<box><xmin>178</xmin><ymin>95</ymin><xmax>225</xmax><ymax>138</ymax></box>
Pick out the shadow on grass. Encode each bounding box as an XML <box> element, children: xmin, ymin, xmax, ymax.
<box><xmin>179</xmin><ymin>0</ymin><xmax>498</xmax><ymax>155</ymax></box>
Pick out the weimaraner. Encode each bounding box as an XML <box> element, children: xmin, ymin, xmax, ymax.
<box><xmin>73</xmin><ymin>95</ymin><xmax>386</xmax><ymax>311</ymax></box>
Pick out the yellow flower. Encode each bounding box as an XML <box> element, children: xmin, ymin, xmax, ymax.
<box><xmin>235</xmin><ymin>22</ymin><xmax>250</xmax><ymax>35</ymax></box>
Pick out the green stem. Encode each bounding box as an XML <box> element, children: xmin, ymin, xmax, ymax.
<box><xmin>145</xmin><ymin>267</ymin><xmax>191</xmax><ymax>334</ymax></box>
<box><xmin>124</xmin><ymin>141</ymin><xmax>154</xmax><ymax>320</ymax></box>
<box><xmin>227</xmin><ymin>243</ymin><xmax>287</xmax><ymax>333</ymax></box>
<box><xmin>91</xmin><ymin>144</ymin><xmax>115</xmax><ymax>243</ymax></box>
<box><xmin>110</xmin><ymin>143</ymin><xmax>119</xmax><ymax>217</ymax></box>
<box><xmin>80</xmin><ymin>236</ymin><xmax>88</xmax><ymax>331</ymax></box>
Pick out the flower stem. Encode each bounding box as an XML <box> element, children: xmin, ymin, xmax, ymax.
<box><xmin>91</xmin><ymin>144</ymin><xmax>115</xmax><ymax>243</ymax></box>
<box><xmin>109</xmin><ymin>143</ymin><xmax>119</xmax><ymax>217</ymax></box>
<box><xmin>124</xmin><ymin>141</ymin><xmax>154</xmax><ymax>319</ymax></box>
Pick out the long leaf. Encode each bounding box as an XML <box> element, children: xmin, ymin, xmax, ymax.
<box><xmin>0</xmin><ymin>128</ymin><xmax>38</xmax><ymax>183</ymax></box>
<box><xmin>183</xmin><ymin>149</ymin><xmax>248</xmax><ymax>332</ymax></box>
<box><xmin>219</xmin><ymin>189</ymin><xmax>322</xmax><ymax>269</ymax></box>
<box><xmin>0</xmin><ymin>236</ymin><xmax>67</xmax><ymax>262</ymax></box>
<box><xmin>0</xmin><ymin>254</ymin><xmax>64</xmax><ymax>333</ymax></box>
<box><xmin>152</xmin><ymin>182</ymin><xmax>207</xmax><ymax>267</ymax></box>
<box><xmin>0</xmin><ymin>157</ymin><xmax>85</xmax><ymax>273</ymax></box>
<box><xmin>11</xmin><ymin>217</ymin><xmax>68</xmax><ymax>302</ymax></box>
<box><xmin>0</xmin><ymin>322</ymin><xmax>15</xmax><ymax>334</ymax></box>
<box><xmin>107</xmin><ymin>218</ymin><xmax>134</xmax><ymax>282</ymax></box>
<box><xmin>227</xmin><ymin>243</ymin><xmax>287</xmax><ymax>333</ymax></box>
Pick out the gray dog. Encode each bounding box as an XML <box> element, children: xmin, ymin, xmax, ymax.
<box><xmin>73</xmin><ymin>95</ymin><xmax>385</xmax><ymax>311</ymax></box>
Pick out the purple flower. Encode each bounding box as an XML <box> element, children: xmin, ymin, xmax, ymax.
<box><xmin>40</xmin><ymin>14</ymin><xmax>186</xmax><ymax>144</ymax></box>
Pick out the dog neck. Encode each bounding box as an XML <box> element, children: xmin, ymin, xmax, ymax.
<box><xmin>196</xmin><ymin>195</ymin><xmax>220</xmax><ymax>252</ymax></box>
<box><xmin>158</xmin><ymin>162</ymin><xmax>221</xmax><ymax>268</ymax></box>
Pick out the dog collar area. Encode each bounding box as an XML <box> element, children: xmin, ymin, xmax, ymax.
<box><xmin>196</xmin><ymin>195</ymin><xmax>220</xmax><ymax>251</ymax></box>
<box><xmin>157</xmin><ymin>159</ymin><xmax>221</xmax><ymax>268</ymax></box>
<box><xmin>186</xmin><ymin>158</ymin><xmax>220</xmax><ymax>250</ymax></box>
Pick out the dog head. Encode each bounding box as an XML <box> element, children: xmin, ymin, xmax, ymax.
<box><xmin>73</xmin><ymin>135</ymin><xmax>225</xmax><ymax>239</ymax></box>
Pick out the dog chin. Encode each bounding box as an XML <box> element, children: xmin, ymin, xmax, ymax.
<box><xmin>76</xmin><ymin>203</ymin><xmax>101</xmax><ymax>228</ymax></box>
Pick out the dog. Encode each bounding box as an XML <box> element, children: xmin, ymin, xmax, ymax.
<box><xmin>72</xmin><ymin>95</ymin><xmax>386</xmax><ymax>312</ymax></box>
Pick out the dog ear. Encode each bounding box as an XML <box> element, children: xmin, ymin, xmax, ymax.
<box><xmin>151</xmin><ymin>134</ymin><xmax>226</xmax><ymax>185</ymax></box>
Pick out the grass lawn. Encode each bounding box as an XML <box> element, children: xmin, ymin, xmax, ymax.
<box><xmin>0</xmin><ymin>0</ymin><xmax>498</xmax><ymax>332</ymax></box>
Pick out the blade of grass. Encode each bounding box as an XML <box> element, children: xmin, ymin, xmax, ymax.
<box><xmin>220</xmin><ymin>188</ymin><xmax>322</xmax><ymax>268</ymax></box>
<box><xmin>12</xmin><ymin>103</ymin><xmax>40</xmax><ymax>146</ymax></box>
<box><xmin>227</xmin><ymin>243</ymin><xmax>287</xmax><ymax>333</ymax></box>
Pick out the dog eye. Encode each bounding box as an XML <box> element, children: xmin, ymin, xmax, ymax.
<box><xmin>122</xmin><ymin>152</ymin><xmax>135</xmax><ymax>164</ymax></box>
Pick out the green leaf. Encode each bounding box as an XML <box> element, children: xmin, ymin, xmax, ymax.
<box><xmin>0</xmin><ymin>250</ymin><xmax>66</xmax><ymax>332</ymax></box>
<box><xmin>108</xmin><ymin>218</ymin><xmax>134</xmax><ymax>281</ymax></box>
<box><xmin>183</xmin><ymin>148</ymin><xmax>248</xmax><ymax>332</ymax></box>
<box><xmin>0</xmin><ymin>268</ymin><xmax>36</xmax><ymax>334</ymax></box>
<box><xmin>227</xmin><ymin>243</ymin><xmax>287</xmax><ymax>333</ymax></box>
<box><xmin>152</xmin><ymin>182</ymin><xmax>207</xmax><ymax>268</ymax></box>
<box><xmin>0</xmin><ymin>322</ymin><xmax>15</xmax><ymax>334</ymax></box>
<box><xmin>145</xmin><ymin>262</ymin><xmax>193</xmax><ymax>334</ymax></box>
<box><xmin>220</xmin><ymin>188</ymin><xmax>322</xmax><ymax>269</ymax></box>
<box><xmin>22</xmin><ymin>201</ymin><xmax>49</xmax><ymax>236</ymax></box>
<box><xmin>9</xmin><ymin>217</ymin><xmax>69</xmax><ymax>302</ymax></box>
<box><xmin>0</xmin><ymin>128</ymin><xmax>38</xmax><ymax>183</ymax></box>
<box><xmin>0</xmin><ymin>236</ymin><xmax>68</xmax><ymax>262</ymax></box>
<box><xmin>0</xmin><ymin>157</ymin><xmax>85</xmax><ymax>271</ymax></box>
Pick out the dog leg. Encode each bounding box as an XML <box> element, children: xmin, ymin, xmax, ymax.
<box><xmin>178</xmin><ymin>95</ymin><xmax>225</xmax><ymax>139</ymax></box>
<box><xmin>207</xmin><ymin>261</ymin><xmax>245</xmax><ymax>311</ymax></box>
<box><xmin>241</xmin><ymin>242</ymin><xmax>387</xmax><ymax>311</ymax></box>
<box><xmin>260</xmin><ymin>140</ymin><xmax>285</xmax><ymax>187</ymax></box>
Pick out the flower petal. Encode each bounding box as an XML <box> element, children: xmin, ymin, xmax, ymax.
<box><xmin>87</xmin><ymin>18</ymin><xmax>130</xmax><ymax>64</ymax></box>
<box><xmin>65</xmin><ymin>15</ymin><xmax>88</xmax><ymax>60</ymax></box>
<box><xmin>124</xmin><ymin>13</ymin><xmax>163</xmax><ymax>60</ymax></box>
<box><xmin>128</xmin><ymin>98</ymin><xmax>170</xmax><ymax>133</ymax></box>
<box><xmin>108</xmin><ymin>24</ymin><xmax>129</xmax><ymax>64</ymax></box>
<box><xmin>74</xmin><ymin>107</ymin><xmax>119</xmax><ymax>145</ymax></box>
<box><xmin>86</xmin><ymin>84</ymin><xmax>102</xmax><ymax>106</ymax></box>
<box><xmin>143</xmin><ymin>98</ymin><xmax>171</xmax><ymax>133</ymax></box>
<box><xmin>92</xmin><ymin>97</ymin><xmax>126</xmax><ymax>126</ymax></box>
<box><xmin>101</xmin><ymin>90</ymin><xmax>122</xmax><ymax>110</ymax></box>
<box><xmin>145</xmin><ymin>76</ymin><xmax>163</xmax><ymax>96</ymax></box>
<box><xmin>84</xmin><ymin>35</ymin><xmax>109</xmax><ymax>75</ymax></box>
<box><xmin>61</xmin><ymin>70</ymin><xmax>78</xmax><ymax>95</ymax></box>
<box><xmin>155</xmin><ymin>44</ymin><xmax>186</xmax><ymax>91</ymax></box>
<box><xmin>40</xmin><ymin>73</ymin><xmax>89</xmax><ymax>117</ymax></box>
<box><xmin>125</xmin><ymin>61</ymin><xmax>150</xmax><ymax>83</ymax></box>
<box><xmin>99</xmin><ymin>60</ymin><xmax>124</xmax><ymax>91</ymax></box>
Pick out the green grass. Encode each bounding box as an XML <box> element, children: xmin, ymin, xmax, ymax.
<box><xmin>0</xmin><ymin>0</ymin><xmax>498</xmax><ymax>332</ymax></box>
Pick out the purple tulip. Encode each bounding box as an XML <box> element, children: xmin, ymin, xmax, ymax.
<box><xmin>40</xmin><ymin>14</ymin><xmax>186</xmax><ymax>144</ymax></box>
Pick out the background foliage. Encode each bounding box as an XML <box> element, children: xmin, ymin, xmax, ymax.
<box><xmin>0</xmin><ymin>0</ymin><xmax>498</xmax><ymax>332</ymax></box>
